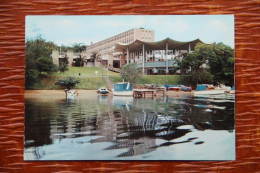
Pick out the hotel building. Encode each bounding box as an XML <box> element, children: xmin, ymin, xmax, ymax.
<box><xmin>86</xmin><ymin>28</ymin><xmax>154</xmax><ymax>57</ymax></box>
<box><xmin>86</xmin><ymin>28</ymin><xmax>154</xmax><ymax>68</ymax></box>
<box><xmin>52</xmin><ymin>28</ymin><xmax>203</xmax><ymax>75</ymax></box>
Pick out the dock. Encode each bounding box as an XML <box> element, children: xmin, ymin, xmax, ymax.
<box><xmin>133</xmin><ymin>89</ymin><xmax>165</xmax><ymax>98</ymax></box>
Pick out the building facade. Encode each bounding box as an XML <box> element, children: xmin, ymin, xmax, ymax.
<box><xmin>52</xmin><ymin>28</ymin><xmax>204</xmax><ymax>75</ymax></box>
<box><xmin>113</xmin><ymin>38</ymin><xmax>203</xmax><ymax>75</ymax></box>
<box><xmin>52</xmin><ymin>50</ymin><xmax>91</xmax><ymax>67</ymax></box>
<box><xmin>86</xmin><ymin>28</ymin><xmax>154</xmax><ymax>58</ymax></box>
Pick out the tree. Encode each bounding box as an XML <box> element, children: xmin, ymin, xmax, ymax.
<box><xmin>178</xmin><ymin>42</ymin><xmax>234</xmax><ymax>87</ymax></box>
<box><xmin>73</xmin><ymin>55</ymin><xmax>86</xmax><ymax>67</ymax></box>
<box><xmin>59</xmin><ymin>61</ymin><xmax>69</xmax><ymax>73</ymax></box>
<box><xmin>36</xmin><ymin>56</ymin><xmax>57</xmax><ymax>73</ymax></box>
<box><xmin>55</xmin><ymin>77</ymin><xmax>80</xmax><ymax>90</ymax></box>
<box><xmin>25</xmin><ymin>36</ymin><xmax>58</xmax><ymax>88</ymax></box>
<box><xmin>90</xmin><ymin>52</ymin><xmax>100</xmax><ymax>62</ymax></box>
<box><xmin>178</xmin><ymin>43</ymin><xmax>215</xmax><ymax>86</ymax></box>
<box><xmin>120</xmin><ymin>63</ymin><xmax>142</xmax><ymax>84</ymax></box>
<box><xmin>72</xmin><ymin>43</ymin><xmax>86</xmax><ymax>53</ymax></box>
<box><xmin>208</xmin><ymin>43</ymin><xmax>234</xmax><ymax>86</ymax></box>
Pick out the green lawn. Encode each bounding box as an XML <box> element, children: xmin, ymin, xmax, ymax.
<box><xmin>138</xmin><ymin>75</ymin><xmax>190</xmax><ymax>86</ymax></box>
<box><xmin>53</xmin><ymin>67</ymin><xmax>120</xmax><ymax>77</ymax></box>
<box><xmin>27</xmin><ymin>67</ymin><xmax>191</xmax><ymax>90</ymax></box>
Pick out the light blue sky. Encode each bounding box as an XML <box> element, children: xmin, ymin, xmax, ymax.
<box><xmin>26</xmin><ymin>15</ymin><xmax>234</xmax><ymax>48</ymax></box>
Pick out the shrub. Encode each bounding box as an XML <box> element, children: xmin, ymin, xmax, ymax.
<box><xmin>55</xmin><ymin>77</ymin><xmax>80</xmax><ymax>90</ymax></box>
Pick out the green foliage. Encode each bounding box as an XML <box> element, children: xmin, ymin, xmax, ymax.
<box><xmin>59</xmin><ymin>61</ymin><xmax>69</xmax><ymax>73</ymax></box>
<box><xmin>36</xmin><ymin>56</ymin><xmax>58</xmax><ymax>73</ymax></box>
<box><xmin>73</xmin><ymin>55</ymin><xmax>85</xmax><ymax>67</ymax></box>
<box><xmin>25</xmin><ymin>69</ymin><xmax>40</xmax><ymax>87</ymax></box>
<box><xmin>90</xmin><ymin>52</ymin><xmax>100</xmax><ymax>62</ymax></box>
<box><xmin>180</xmin><ymin>43</ymin><xmax>215</xmax><ymax>72</ymax></box>
<box><xmin>178</xmin><ymin>43</ymin><xmax>214</xmax><ymax>86</ymax></box>
<box><xmin>55</xmin><ymin>77</ymin><xmax>80</xmax><ymax>90</ymax></box>
<box><xmin>120</xmin><ymin>63</ymin><xmax>142</xmax><ymax>84</ymax></box>
<box><xmin>188</xmin><ymin>70</ymin><xmax>213</xmax><ymax>87</ymax></box>
<box><xmin>208</xmin><ymin>43</ymin><xmax>234</xmax><ymax>86</ymax></box>
<box><xmin>25</xmin><ymin>36</ymin><xmax>58</xmax><ymax>88</ymax></box>
<box><xmin>178</xmin><ymin>42</ymin><xmax>234</xmax><ymax>86</ymax></box>
<box><xmin>72</xmin><ymin>43</ymin><xmax>86</xmax><ymax>53</ymax></box>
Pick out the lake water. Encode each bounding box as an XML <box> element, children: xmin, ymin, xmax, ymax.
<box><xmin>24</xmin><ymin>93</ymin><xmax>235</xmax><ymax>160</ymax></box>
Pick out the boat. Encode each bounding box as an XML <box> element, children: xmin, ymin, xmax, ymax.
<box><xmin>169</xmin><ymin>85</ymin><xmax>181</xmax><ymax>91</ymax></box>
<box><xmin>65</xmin><ymin>89</ymin><xmax>78</xmax><ymax>100</ymax></box>
<box><xmin>97</xmin><ymin>87</ymin><xmax>109</xmax><ymax>94</ymax></box>
<box><xmin>180</xmin><ymin>85</ymin><xmax>192</xmax><ymax>92</ymax></box>
<box><xmin>194</xmin><ymin>84</ymin><xmax>226</xmax><ymax>96</ymax></box>
<box><xmin>230</xmin><ymin>86</ymin><xmax>235</xmax><ymax>94</ymax></box>
<box><xmin>165</xmin><ymin>84</ymin><xmax>181</xmax><ymax>91</ymax></box>
<box><xmin>165</xmin><ymin>84</ymin><xmax>191</xmax><ymax>92</ymax></box>
<box><xmin>112</xmin><ymin>82</ymin><xmax>133</xmax><ymax>96</ymax></box>
<box><xmin>225</xmin><ymin>86</ymin><xmax>235</xmax><ymax>94</ymax></box>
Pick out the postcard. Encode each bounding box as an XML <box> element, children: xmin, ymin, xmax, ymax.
<box><xmin>24</xmin><ymin>15</ymin><xmax>235</xmax><ymax>160</ymax></box>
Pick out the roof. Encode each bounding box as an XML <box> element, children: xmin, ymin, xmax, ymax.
<box><xmin>114</xmin><ymin>38</ymin><xmax>203</xmax><ymax>52</ymax></box>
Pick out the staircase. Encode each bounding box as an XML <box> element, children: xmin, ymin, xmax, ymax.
<box><xmin>103</xmin><ymin>76</ymin><xmax>114</xmax><ymax>89</ymax></box>
<box><xmin>108</xmin><ymin>64</ymin><xmax>121</xmax><ymax>73</ymax></box>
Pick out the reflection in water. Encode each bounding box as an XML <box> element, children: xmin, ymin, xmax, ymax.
<box><xmin>24</xmin><ymin>94</ymin><xmax>235</xmax><ymax>160</ymax></box>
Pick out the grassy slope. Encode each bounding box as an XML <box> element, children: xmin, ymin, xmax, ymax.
<box><xmin>28</xmin><ymin>67</ymin><xmax>118</xmax><ymax>90</ymax></box>
<box><xmin>28</xmin><ymin>67</ymin><xmax>190</xmax><ymax>90</ymax></box>
<box><xmin>138</xmin><ymin>75</ymin><xmax>190</xmax><ymax>85</ymax></box>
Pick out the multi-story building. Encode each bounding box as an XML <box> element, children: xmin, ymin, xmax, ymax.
<box><xmin>52</xmin><ymin>28</ymin><xmax>204</xmax><ymax>75</ymax></box>
<box><xmin>86</xmin><ymin>28</ymin><xmax>154</xmax><ymax>59</ymax></box>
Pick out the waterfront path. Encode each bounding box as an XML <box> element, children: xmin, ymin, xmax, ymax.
<box><xmin>103</xmin><ymin>76</ymin><xmax>114</xmax><ymax>89</ymax></box>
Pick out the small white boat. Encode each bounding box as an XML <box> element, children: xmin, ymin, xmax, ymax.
<box><xmin>65</xmin><ymin>89</ymin><xmax>78</xmax><ymax>100</ymax></box>
<box><xmin>225</xmin><ymin>86</ymin><xmax>235</xmax><ymax>94</ymax></box>
<box><xmin>112</xmin><ymin>82</ymin><xmax>133</xmax><ymax>96</ymax></box>
<box><xmin>194</xmin><ymin>84</ymin><xmax>226</xmax><ymax>97</ymax></box>
<box><xmin>97</xmin><ymin>87</ymin><xmax>109</xmax><ymax>94</ymax></box>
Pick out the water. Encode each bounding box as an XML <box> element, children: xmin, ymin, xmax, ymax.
<box><xmin>24</xmin><ymin>93</ymin><xmax>235</xmax><ymax>160</ymax></box>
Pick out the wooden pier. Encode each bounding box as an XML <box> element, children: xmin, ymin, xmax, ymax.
<box><xmin>133</xmin><ymin>89</ymin><xmax>165</xmax><ymax>98</ymax></box>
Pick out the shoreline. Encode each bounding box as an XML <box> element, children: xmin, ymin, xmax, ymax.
<box><xmin>25</xmin><ymin>89</ymin><xmax>194</xmax><ymax>99</ymax></box>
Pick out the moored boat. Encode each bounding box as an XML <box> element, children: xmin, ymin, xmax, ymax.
<box><xmin>65</xmin><ymin>89</ymin><xmax>78</xmax><ymax>100</ymax></box>
<box><xmin>97</xmin><ymin>87</ymin><xmax>109</xmax><ymax>94</ymax></box>
<box><xmin>112</xmin><ymin>82</ymin><xmax>133</xmax><ymax>96</ymax></box>
<box><xmin>194</xmin><ymin>84</ymin><xmax>226</xmax><ymax>96</ymax></box>
<box><xmin>230</xmin><ymin>86</ymin><xmax>235</xmax><ymax>94</ymax></box>
<box><xmin>225</xmin><ymin>86</ymin><xmax>235</xmax><ymax>94</ymax></box>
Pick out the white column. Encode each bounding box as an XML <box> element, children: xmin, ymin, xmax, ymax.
<box><xmin>188</xmin><ymin>43</ymin><xmax>191</xmax><ymax>53</ymax></box>
<box><xmin>166</xmin><ymin>41</ymin><xmax>169</xmax><ymax>74</ymax></box>
<box><xmin>127</xmin><ymin>46</ymin><xmax>129</xmax><ymax>64</ymax></box>
<box><xmin>142</xmin><ymin>44</ymin><xmax>145</xmax><ymax>75</ymax></box>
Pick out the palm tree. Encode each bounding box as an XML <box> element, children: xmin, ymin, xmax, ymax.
<box><xmin>90</xmin><ymin>52</ymin><xmax>101</xmax><ymax>62</ymax></box>
<box><xmin>74</xmin><ymin>55</ymin><xmax>86</xmax><ymax>67</ymax></box>
<box><xmin>90</xmin><ymin>52</ymin><xmax>101</xmax><ymax>68</ymax></box>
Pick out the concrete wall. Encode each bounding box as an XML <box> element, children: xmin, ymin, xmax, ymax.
<box><xmin>108</xmin><ymin>54</ymin><xmax>113</xmax><ymax>66</ymax></box>
<box><xmin>86</xmin><ymin>28</ymin><xmax>154</xmax><ymax>58</ymax></box>
<box><xmin>134</xmin><ymin>28</ymin><xmax>154</xmax><ymax>42</ymax></box>
<box><xmin>52</xmin><ymin>50</ymin><xmax>59</xmax><ymax>66</ymax></box>
<box><xmin>86</xmin><ymin>62</ymin><xmax>94</xmax><ymax>67</ymax></box>
<box><xmin>95</xmin><ymin>60</ymin><xmax>100</xmax><ymax>67</ymax></box>
<box><xmin>66</xmin><ymin>50</ymin><xmax>74</xmax><ymax>66</ymax></box>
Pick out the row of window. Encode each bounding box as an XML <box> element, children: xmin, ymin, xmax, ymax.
<box><xmin>90</xmin><ymin>30</ymin><xmax>135</xmax><ymax>49</ymax></box>
<box><xmin>88</xmin><ymin>29</ymin><xmax>152</xmax><ymax>52</ymax></box>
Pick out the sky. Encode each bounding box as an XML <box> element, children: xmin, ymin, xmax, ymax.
<box><xmin>26</xmin><ymin>15</ymin><xmax>234</xmax><ymax>48</ymax></box>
